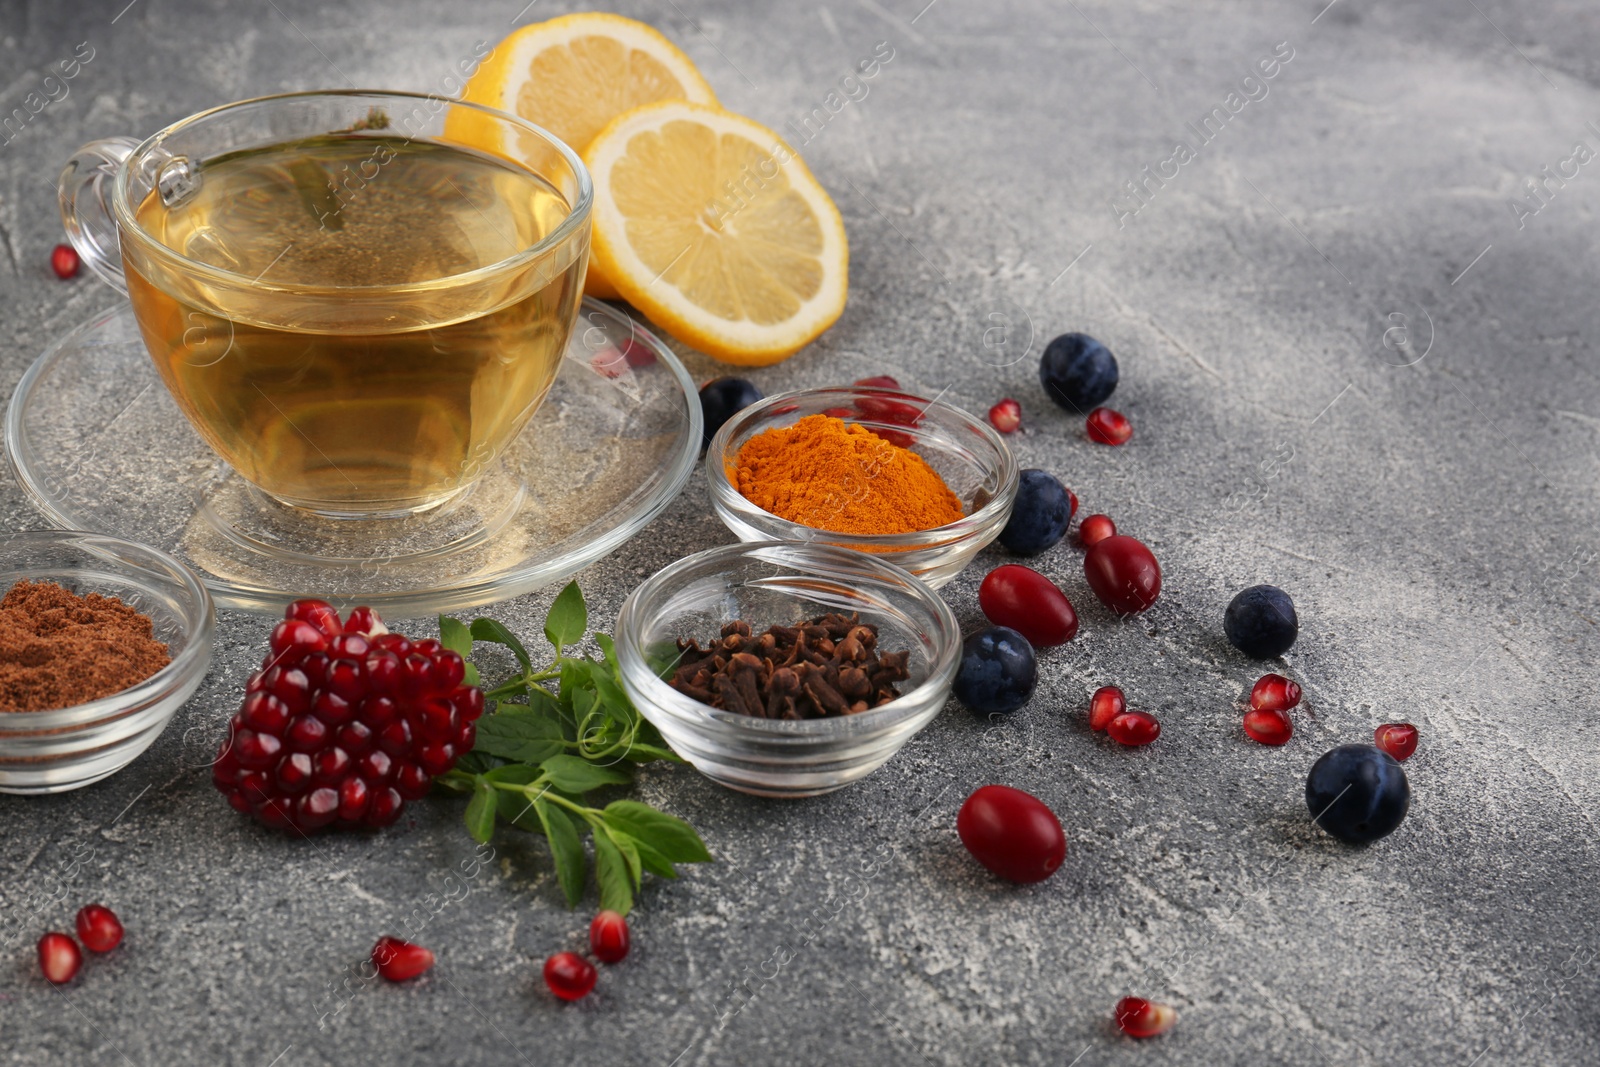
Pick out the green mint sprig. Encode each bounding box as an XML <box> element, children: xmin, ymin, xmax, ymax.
<box><xmin>436</xmin><ymin>582</ymin><xmax>709</xmax><ymax>915</ymax></box>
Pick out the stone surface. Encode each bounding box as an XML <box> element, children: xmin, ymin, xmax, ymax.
<box><xmin>3</xmin><ymin>0</ymin><xmax>1600</xmax><ymax>1063</ymax></box>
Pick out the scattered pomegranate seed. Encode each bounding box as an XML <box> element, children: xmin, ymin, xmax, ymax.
<box><xmin>988</xmin><ymin>398</ymin><xmax>1021</xmax><ymax>433</ymax></box>
<box><xmin>1374</xmin><ymin>722</ymin><xmax>1419</xmax><ymax>761</ymax></box>
<box><xmin>544</xmin><ymin>951</ymin><xmax>597</xmax><ymax>1001</ymax></box>
<box><xmin>1088</xmin><ymin>686</ymin><xmax>1125</xmax><ymax>731</ymax></box>
<box><xmin>1115</xmin><ymin>996</ymin><xmax>1177</xmax><ymax>1038</ymax></box>
<box><xmin>75</xmin><ymin>905</ymin><xmax>123</xmax><ymax>953</ymax></box>
<box><xmin>1067</xmin><ymin>488</ymin><xmax>1079</xmax><ymax>520</ymax></box>
<box><xmin>854</xmin><ymin>375</ymin><xmax>900</xmax><ymax>390</ymax></box>
<box><xmin>1242</xmin><ymin>707</ymin><xmax>1293</xmax><ymax>746</ymax></box>
<box><xmin>372</xmin><ymin>936</ymin><xmax>434</xmax><ymax>981</ymax></box>
<box><xmin>37</xmin><ymin>932</ymin><xmax>82</xmax><ymax>984</ymax></box>
<box><xmin>1106</xmin><ymin>710</ymin><xmax>1160</xmax><ymax>746</ymax></box>
<box><xmin>1086</xmin><ymin>406</ymin><xmax>1132</xmax><ymax>446</ymax></box>
<box><xmin>590</xmin><ymin>910</ymin><xmax>631</xmax><ymax>964</ymax></box>
<box><xmin>50</xmin><ymin>243</ymin><xmax>79</xmax><ymax>279</ymax></box>
<box><xmin>1079</xmin><ymin>513</ymin><xmax>1116</xmax><ymax>547</ymax></box>
<box><xmin>1249</xmin><ymin>674</ymin><xmax>1302</xmax><ymax>714</ymax></box>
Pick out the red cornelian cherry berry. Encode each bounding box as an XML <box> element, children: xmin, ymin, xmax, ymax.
<box><xmin>1242</xmin><ymin>707</ymin><xmax>1293</xmax><ymax>746</ymax></box>
<box><xmin>1106</xmin><ymin>710</ymin><xmax>1160</xmax><ymax>746</ymax></box>
<box><xmin>1083</xmin><ymin>535</ymin><xmax>1162</xmax><ymax>615</ymax></box>
<box><xmin>1249</xmin><ymin>674</ymin><xmax>1302</xmax><ymax>714</ymax></box>
<box><xmin>50</xmin><ymin>243</ymin><xmax>80</xmax><ymax>279</ymax></box>
<box><xmin>957</xmin><ymin>785</ymin><xmax>1067</xmax><ymax>883</ymax></box>
<box><xmin>372</xmin><ymin>936</ymin><xmax>434</xmax><ymax>981</ymax></box>
<box><xmin>590</xmin><ymin>910</ymin><xmax>631</xmax><ymax>964</ymax></box>
<box><xmin>1079</xmin><ymin>513</ymin><xmax>1116</xmax><ymax>547</ymax></box>
<box><xmin>1115</xmin><ymin>996</ymin><xmax>1177</xmax><ymax>1038</ymax></box>
<box><xmin>1088</xmin><ymin>686</ymin><xmax>1126</xmax><ymax>731</ymax></box>
<box><xmin>74</xmin><ymin>904</ymin><xmax>124</xmax><ymax>953</ymax></box>
<box><xmin>544</xmin><ymin>951</ymin><xmax>598</xmax><ymax>1001</ymax></box>
<box><xmin>988</xmin><ymin>398</ymin><xmax>1022</xmax><ymax>434</ymax></box>
<box><xmin>854</xmin><ymin>375</ymin><xmax>900</xmax><ymax>390</ymax></box>
<box><xmin>978</xmin><ymin>565</ymin><xmax>1079</xmax><ymax>646</ymax></box>
<box><xmin>1086</xmin><ymin>406</ymin><xmax>1132</xmax><ymax>445</ymax></box>
<box><xmin>37</xmin><ymin>932</ymin><xmax>82</xmax><ymax>984</ymax></box>
<box><xmin>1374</xmin><ymin>722</ymin><xmax>1419</xmax><ymax>761</ymax></box>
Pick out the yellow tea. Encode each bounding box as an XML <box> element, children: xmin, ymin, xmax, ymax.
<box><xmin>125</xmin><ymin>133</ymin><xmax>584</xmax><ymax>516</ymax></box>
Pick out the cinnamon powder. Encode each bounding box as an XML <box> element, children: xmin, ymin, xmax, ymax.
<box><xmin>0</xmin><ymin>580</ymin><xmax>172</xmax><ymax>712</ymax></box>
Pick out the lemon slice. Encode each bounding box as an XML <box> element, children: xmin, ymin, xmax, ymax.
<box><xmin>583</xmin><ymin>102</ymin><xmax>849</xmax><ymax>365</ymax></box>
<box><xmin>452</xmin><ymin>13</ymin><xmax>718</xmax><ymax>300</ymax></box>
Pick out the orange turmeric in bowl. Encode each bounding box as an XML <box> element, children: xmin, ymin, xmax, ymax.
<box><xmin>733</xmin><ymin>415</ymin><xmax>964</xmax><ymax>535</ymax></box>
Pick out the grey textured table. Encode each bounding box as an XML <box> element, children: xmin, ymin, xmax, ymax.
<box><xmin>3</xmin><ymin>0</ymin><xmax>1599</xmax><ymax>1064</ymax></box>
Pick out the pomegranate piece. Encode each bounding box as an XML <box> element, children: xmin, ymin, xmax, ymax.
<box><xmin>590</xmin><ymin>910</ymin><xmax>631</xmax><ymax>964</ymax></box>
<box><xmin>213</xmin><ymin>603</ymin><xmax>483</xmax><ymax>832</ymax></box>
<box><xmin>1088</xmin><ymin>686</ymin><xmax>1126</xmax><ymax>731</ymax></box>
<box><xmin>38</xmin><ymin>932</ymin><xmax>82</xmax><ymax>984</ymax></box>
<box><xmin>853</xmin><ymin>375</ymin><xmax>901</xmax><ymax>390</ymax></box>
<box><xmin>1078</xmin><ymin>513</ymin><xmax>1116</xmax><ymax>547</ymax></box>
<box><xmin>1106</xmin><ymin>710</ymin><xmax>1160</xmax><ymax>746</ymax></box>
<box><xmin>1242</xmin><ymin>707</ymin><xmax>1293</xmax><ymax>746</ymax></box>
<box><xmin>1086</xmin><ymin>406</ymin><xmax>1132</xmax><ymax>445</ymax></box>
<box><xmin>50</xmin><ymin>243</ymin><xmax>80</xmax><ymax>279</ymax></box>
<box><xmin>372</xmin><ymin>936</ymin><xmax>434</xmax><ymax>981</ymax></box>
<box><xmin>1083</xmin><ymin>535</ymin><xmax>1162</xmax><ymax>614</ymax></box>
<box><xmin>1374</xmin><ymin>722</ymin><xmax>1419</xmax><ymax>761</ymax></box>
<box><xmin>1250</xmin><ymin>674</ymin><xmax>1302</xmax><ymax>713</ymax></box>
<box><xmin>544</xmin><ymin>951</ymin><xmax>598</xmax><ymax>1001</ymax></box>
<box><xmin>75</xmin><ymin>904</ymin><xmax>124</xmax><ymax>953</ymax></box>
<box><xmin>1115</xmin><ymin>996</ymin><xmax>1177</xmax><ymax>1038</ymax></box>
<box><xmin>956</xmin><ymin>784</ymin><xmax>1067</xmax><ymax>883</ymax></box>
<box><xmin>978</xmin><ymin>565</ymin><xmax>1079</xmax><ymax>647</ymax></box>
<box><xmin>988</xmin><ymin>398</ymin><xmax>1022</xmax><ymax>433</ymax></box>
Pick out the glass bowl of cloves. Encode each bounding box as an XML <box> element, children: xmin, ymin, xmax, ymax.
<box><xmin>614</xmin><ymin>541</ymin><xmax>960</xmax><ymax>797</ymax></box>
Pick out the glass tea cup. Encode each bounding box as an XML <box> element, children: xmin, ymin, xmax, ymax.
<box><xmin>59</xmin><ymin>90</ymin><xmax>592</xmax><ymax>518</ymax></box>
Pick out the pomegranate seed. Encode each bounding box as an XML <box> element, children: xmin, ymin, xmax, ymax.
<box><xmin>1088</xmin><ymin>686</ymin><xmax>1125</xmax><ymax>731</ymax></box>
<box><xmin>590</xmin><ymin>910</ymin><xmax>631</xmax><ymax>964</ymax></box>
<box><xmin>988</xmin><ymin>398</ymin><xmax>1022</xmax><ymax>433</ymax></box>
<box><xmin>286</xmin><ymin>598</ymin><xmax>343</xmax><ymax>637</ymax></box>
<box><xmin>821</xmin><ymin>406</ymin><xmax>855</xmax><ymax>418</ymax></box>
<box><xmin>1242</xmin><ymin>707</ymin><xmax>1293</xmax><ymax>746</ymax></box>
<box><xmin>372</xmin><ymin>936</ymin><xmax>435</xmax><ymax>981</ymax></box>
<box><xmin>50</xmin><ymin>243</ymin><xmax>80</xmax><ymax>279</ymax></box>
<box><xmin>242</xmin><ymin>691</ymin><xmax>290</xmax><ymax>734</ymax></box>
<box><xmin>1083</xmin><ymin>535</ymin><xmax>1162</xmax><ymax>614</ymax></box>
<box><xmin>269</xmin><ymin>620</ymin><xmax>329</xmax><ymax>663</ymax></box>
<box><xmin>344</xmin><ymin>605</ymin><xmax>386</xmax><ymax>636</ymax></box>
<box><xmin>854</xmin><ymin>394</ymin><xmax>923</xmax><ymax>426</ymax></box>
<box><xmin>37</xmin><ymin>932</ymin><xmax>82</xmax><ymax>983</ymax></box>
<box><xmin>1067</xmin><ymin>488</ymin><xmax>1079</xmax><ymax>520</ymax></box>
<box><xmin>1249</xmin><ymin>674</ymin><xmax>1302</xmax><ymax>714</ymax></box>
<box><xmin>1115</xmin><ymin>996</ymin><xmax>1177</xmax><ymax>1038</ymax></box>
<box><xmin>1079</xmin><ymin>514</ymin><xmax>1116</xmax><ymax>547</ymax></box>
<box><xmin>1086</xmin><ymin>406</ymin><xmax>1132</xmax><ymax>445</ymax></box>
<box><xmin>1374</xmin><ymin>722</ymin><xmax>1419</xmax><ymax>761</ymax></box>
<box><xmin>854</xmin><ymin>375</ymin><xmax>900</xmax><ymax>390</ymax></box>
<box><xmin>1106</xmin><ymin>710</ymin><xmax>1160</xmax><ymax>746</ymax></box>
<box><xmin>544</xmin><ymin>951</ymin><xmax>597</xmax><ymax>1001</ymax></box>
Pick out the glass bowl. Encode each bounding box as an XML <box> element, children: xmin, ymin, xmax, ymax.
<box><xmin>706</xmin><ymin>386</ymin><xmax>1019</xmax><ymax>588</ymax></box>
<box><xmin>0</xmin><ymin>530</ymin><xmax>215</xmax><ymax>794</ymax></box>
<box><xmin>614</xmin><ymin>541</ymin><xmax>961</xmax><ymax>797</ymax></box>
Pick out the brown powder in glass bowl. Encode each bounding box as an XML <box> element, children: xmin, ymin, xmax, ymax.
<box><xmin>0</xmin><ymin>579</ymin><xmax>172</xmax><ymax>712</ymax></box>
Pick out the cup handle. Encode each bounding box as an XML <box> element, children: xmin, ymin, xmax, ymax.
<box><xmin>58</xmin><ymin>136</ymin><xmax>140</xmax><ymax>295</ymax></box>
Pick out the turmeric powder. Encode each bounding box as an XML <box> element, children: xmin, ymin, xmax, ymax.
<box><xmin>733</xmin><ymin>414</ymin><xmax>965</xmax><ymax>535</ymax></box>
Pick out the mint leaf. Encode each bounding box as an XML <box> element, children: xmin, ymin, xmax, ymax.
<box><xmin>591</xmin><ymin>824</ymin><xmax>634</xmax><ymax>914</ymax></box>
<box><xmin>535</xmin><ymin>799</ymin><xmax>585</xmax><ymax>908</ymax></box>
<box><xmin>544</xmin><ymin>581</ymin><xmax>587</xmax><ymax>649</ymax></box>
<box><xmin>603</xmin><ymin>801</ymin><xmax>712</xmax><ymax>864</ymax></box>
<box><xmin>540</xmin><ymin>754</ymin><xmax>630</xmax><ymax>794</ymax></box>
<box><xmin>464</xmin><ymin>661</ymin><xmax>481</xmax><ymax>687</ymax></box>
<box><xmin>470</xmin><ymin>617</ymin><xmax>532</xmax><ymax>675</ymax></box>
<box><xmin>464</xmin><ymin>777</ymin><xmax>497</xmax><ymax>844</ymax></box>
<box><xmin>439</xmin><ymin>616</ymin><xmax>473</xmax><ymax>658</ymax></box>
<box><xmin>475</xmin><ymin>713</ymin><xmax>565</xmax><ymax>764</ymax></box>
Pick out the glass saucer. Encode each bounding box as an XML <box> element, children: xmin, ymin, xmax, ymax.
<box><xmin>4</xmin><ymin>299</ymin><xmax>701</xmax><ymax>615</ymax></box>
